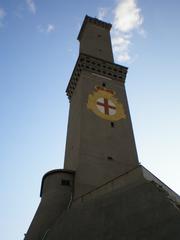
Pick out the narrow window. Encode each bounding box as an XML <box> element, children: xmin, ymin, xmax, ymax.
<box><xmin>107</xmin><ymin>156</ymin><xmax>113</xmax><ymax>161</ymax></box>
<box><xmin>61</xmin><ymin>179</ymin><xmax>70</xmax><ymax>186</ymax></box>
<box><xmin>102</xmin><ymin>83</ymin><xmax>106</xmax><ymax>87</ymax></box>
<box><xmin>111</xmin><ymin>122</ymin><xmax>114</xmax><ymax>128</ymax></box>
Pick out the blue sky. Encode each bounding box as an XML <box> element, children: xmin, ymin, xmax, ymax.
<box><xmin>1</xmin><ymin>0</ymin><xmax>180</xmax><ymax>239</ymax></box>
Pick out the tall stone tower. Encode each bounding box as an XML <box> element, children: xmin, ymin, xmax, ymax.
<box><xmin>64</xmin><ymin>16</ymin><xmax>139</xmax><ymax>198</ymax></box>
<box><xmin>24</xmin><ymin>16</ymin><xmax>180</xmax><ymax>240</ymax></box>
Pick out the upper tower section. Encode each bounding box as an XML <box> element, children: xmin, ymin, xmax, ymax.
<box><xmin>78</xmin><ymin>15</ymin><xmax>114</xmax><ymax>62</ymax></box>
<box><xmin>66</xmin><ymin>16</ymin><xmax>127</xmax><ymax>101</ymax></box>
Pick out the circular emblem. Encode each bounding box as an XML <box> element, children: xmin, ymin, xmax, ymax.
<box><xmin>87</xmin><ymin>86</ymin><xmax>126</xmax><ymax>121</ymax></box>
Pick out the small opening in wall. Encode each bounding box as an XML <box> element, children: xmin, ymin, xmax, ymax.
<box><xmin>102</xmin><ymin>83</ymin><xmax>106</xmax><ymax>87</ymax></box>
<box><xmin>111</xmin><ymin>122</ymin><xmax>114</xmax><ymax>128</ymax></box>
<box><xmin>97</xmin><ymin>34</ymin><xmax>102</xmax><ymax>38</ymax></box>
<box><xmin>61</xmin><ymin>179</ymin><xmax>70</xmax><ymax>186</ymax></box>
<box><xmin>107</xmin><ymin>156</ymin><xmax>113</xmax><ymax>161</ymax></box>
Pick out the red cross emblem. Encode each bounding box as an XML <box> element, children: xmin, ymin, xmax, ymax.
<box><xmin>96</xmin><ymin>97</ymin><xmax>116</xmax><ymax>115</ymax></box>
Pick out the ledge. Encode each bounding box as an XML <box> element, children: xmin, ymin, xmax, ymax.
<box><xmin>66</xmin><ymin>53</ymin><xmax>128</xmax><ymax>100</ymax></box>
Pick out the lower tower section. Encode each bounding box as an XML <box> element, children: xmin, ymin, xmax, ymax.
<box><xmin>25</xmin><ymin>169</ymin><xmax>74</xmax><ymax>240</ymax></box>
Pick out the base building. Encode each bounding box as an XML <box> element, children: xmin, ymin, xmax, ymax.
<box><xmin>24</xmin><ymin>16</ymin><xmax>180</xmax><ymax>240</ymax></box>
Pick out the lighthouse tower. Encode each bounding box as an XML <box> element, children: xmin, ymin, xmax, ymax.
<box><xmin>64</xmin><ymin>16</ymin><xmax>139</xmax><ymax>198</ymax></box>
<box><xmin>24</xmin><ymin>16</ymin><xmax>180</xmax><ymax>240</ymax></box>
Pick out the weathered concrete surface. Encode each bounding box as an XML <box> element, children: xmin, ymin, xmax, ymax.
<box><xmin>72</xmin><ymin>165</ymin><xmax>180</xmax><ymax>206</ymax></box>
<box><xmin>64</xmin><ymin>69</ymin><xmax>139</xmax><ymax>198</ymax></box>
<box><xmin>64</xmin><ymin>15</ymin><xmax>139</xmax><ymax>199</ymax></box>
<box><xmin>46</xmin><ymin>181</ymin><xmax>180</xmax><ymax>240</ymax></box>
<box><xmin>78</xmin><ymin>15</ymin><xmax>114</xmax><ymax>62</ymax></box>
<box><xmin>25</xmin><ymin>170</ymin><xmax>74</xmax><ymax>240</ymax></box>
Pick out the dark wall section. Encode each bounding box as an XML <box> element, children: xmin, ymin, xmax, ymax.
<box><xmin>25</xmin><ymin>170</ymin><xmax>74</xmax><ymax>240</ymax></box>
<box><xmin>46</xmin><ymin>182</ymin><xmax>180</xmax><ymax>240</ymax></box>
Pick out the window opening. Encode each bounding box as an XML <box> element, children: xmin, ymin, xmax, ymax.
<box><xmin>111</xmin><ymin>122</ymin><xmax>114</xmax><ymax>128</ymax></box>
<box><xmin>61</xmin><ymin>179</ymin><xmax>70</xmax><ymax>186</ymax></box>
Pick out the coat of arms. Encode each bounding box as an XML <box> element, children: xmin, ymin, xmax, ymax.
<box><xmin>87</xmin><ymin>86</ymin><xmax>126</xmax><ymax>121</ymax></box>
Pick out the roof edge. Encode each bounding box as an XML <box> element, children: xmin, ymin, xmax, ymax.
<box><xmin>40</xmin><ymin>169</ymin><xmax>75</xmax><ymax>197</ymax></box>
<box><xmin>77</xmin><ymin>15</ymin><xmax>112</xmax><ymax>41</ymax></box>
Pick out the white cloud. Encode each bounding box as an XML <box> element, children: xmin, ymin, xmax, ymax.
<box><xmin>112</xmin><ymin>34</ymin><xmax>131</xmax><ymax>52</ymax></box>
<box><xmin>117</xmin><ymin>52</ymin><xmax>130</xmax><ymax>62</ymax></box>
<box><xmin>138</xmin><ymin>28</ymin><xmax>147</xmax><ymax>38</ymax></box>
<box><xmin>37</xmin><ymin>24</ymin><xmax>55</xmax><ymax>34</ymax></box>
<box><xmin>47</xmin><ymin>24</ymin><xmax>55</xmax><ymax>33</ymax></box>
<box><xmin>0</xmin><ymin>7</ymin><xmax>6</xmax><ymax>27</ymax></box>
<box><xmin>113</xmin><ymin>0</ymin><xmax>143</xmax><ymax>32</ymax></box>
<box><xmin>112</xmin><ymin>33</ymin><xmax>131</xmax><ymax>63</ymax></box>
<box><xmin>111</xmin><ymin>0</ymin><xmax>144</xmax><ymax>63</ymax></box>
<box><xmin>26</xmin><ymin>0</ymin><xmax>36</xmax><ymax>14</ymax></box>
<box><xmin>97</xmin><ymin>7</ymin><xmax>108</xmax><ymax>20</ymax></box>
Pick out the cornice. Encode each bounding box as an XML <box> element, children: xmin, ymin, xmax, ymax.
<box><xmin>66</xmin><ymin>54</ymin><xmax>128</xmax><ymax>100</ymax></box>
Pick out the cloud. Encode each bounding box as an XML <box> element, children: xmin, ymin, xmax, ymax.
<box><xmin>47</xmin><ymin>24</ymin><xmax>55</xmax><ymax>33</ymax></box>
<box><xmin>0</xmin><ymin>7</ymin><xmax>6</xmax><ymax>27</ymax></box>
<box><xmin>26</xmin><ymin>0</ymin><xmax>36</xmax><ymax>14</ymax></box>
<box><xmin>97</xmin><ymin>7</ymin><xmax>108</xmax><ymax>20</ymax></box>
<box><xmin>37</xmin><ymin>24</ymin><xmax>55</xmax><ymax>34</ymax></box>
<box><xmin>113</xmin><ymin>0</ymin><xmax>143</xmax><ymax>32</ymax></box>
<box><xmin>138</xmin><ymin>28</ymin><xmax>147</xmax><ymax>38</ymax></box>
<box><xmin>112</xmin><ymin>34</ymin><xmax>131</xmax><ymax>52</ymax></box>
<box><xmin>111</xmin><ymin>0</ymin><xmax>144</xmax><ymax>63</ymax></box>
<box><xmin>117</xmin><ymin>52</ymin><xmax>131</xmax><ymax>62</ymax></box>
<box><xmin>111</xmin><ymin>32</ymin><xmax>132</xmax><ymax>63</ymax></box>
